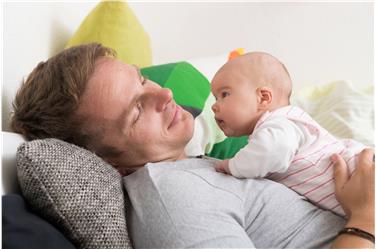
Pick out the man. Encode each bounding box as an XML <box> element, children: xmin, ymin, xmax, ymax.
<box><xmin>11</xmin><ymin>43</ymin><xmax>374</xmax><ymax>248</ymax></box>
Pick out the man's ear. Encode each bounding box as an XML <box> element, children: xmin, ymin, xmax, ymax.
<box><xmin>256</xmin><ymin>87</ymin><xmax>273</xmax><ymax>110</ymax></box>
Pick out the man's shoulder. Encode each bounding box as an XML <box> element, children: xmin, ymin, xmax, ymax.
<box><xmin>123</xmin><ymin>158</ymin><xmax>217</xmax><ymax>186</ymax></box>
<box><xmin>123</xmin><ymin>158</ymin><xmax>224</xmax><ymax>206</ymax></box>
<box><xmin>150</xmin><ymin>157</ymin><xmax>217</xmax><ymax>170</ymax></box>
<box><xmin>124</xmin><ymin>157</ymin><xmax>291</xmax><ymax>199</ymax></box>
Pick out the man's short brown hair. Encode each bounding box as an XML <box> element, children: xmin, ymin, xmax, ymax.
<box><xmin>11</xmin><ymin>43</ymin><xmax>116</xmax><ymax>148</ymax></box>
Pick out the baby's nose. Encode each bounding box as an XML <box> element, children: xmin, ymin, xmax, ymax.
<box><xmin>211</xmin><ymin>103</ymin><xmax>219</xmax><ymax>113</ymax></box>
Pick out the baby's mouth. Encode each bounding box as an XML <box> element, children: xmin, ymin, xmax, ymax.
<box><xmin>215</xmin><ymin>118</ymin><xmax>225</xmax><ymax>127</ymax></box>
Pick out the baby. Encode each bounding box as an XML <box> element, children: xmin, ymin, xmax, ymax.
<box><xmin>211</xmin><ymin>52</ymin><xmax>366</xmax><ymax>216</ymax></box>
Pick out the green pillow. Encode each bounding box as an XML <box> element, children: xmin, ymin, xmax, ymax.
<box><xmin>141</xmin><ymin>62</ymin><xmax>210</xmax><ymax>110</ymax></box>
<box><xmin>208</xmin><ymin>136</ymin><xmax>248</xmax><ymax>159</ymax></box>
<box><xmin>66</xmin><ymin>1</ymin><xmax>152</xmax><ymax>67</ymax></box>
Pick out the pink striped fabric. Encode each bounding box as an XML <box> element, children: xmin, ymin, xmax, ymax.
<box><xmin>264</xmin><ymin>106</ymin><xmax>365</xmax><ymax>217</ymax></box>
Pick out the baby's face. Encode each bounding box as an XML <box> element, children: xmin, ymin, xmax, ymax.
<box><xmin>211</xmin><ymin>68</ymin><xmax>261</xmax><ymax>137</ymax></box>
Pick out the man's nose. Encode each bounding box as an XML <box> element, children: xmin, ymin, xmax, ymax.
<box><xmin>156</xmin><ymin>87</ymin><xmax>173</xmax><ymax>112</ymax></box>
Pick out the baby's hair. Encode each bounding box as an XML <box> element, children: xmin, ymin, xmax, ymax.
<box><xmin>242</xmin><ymin>52</ymin><xmax>292</xmax><ymax>105</ymax></box>
<box><xmin>279</xmin><ymin>61</ymin><xmax>292</xmax><ymax>102</ymax></box>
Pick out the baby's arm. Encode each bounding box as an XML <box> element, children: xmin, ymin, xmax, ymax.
<box><xmin>229</xmin><ymin>117</ymin><xmax>304</xmax><ymax>178</ymax></box>
<box><xmin>215</xmin><ymin>159</ymin><xmax>230</xmax><ymax>174</ymax></box>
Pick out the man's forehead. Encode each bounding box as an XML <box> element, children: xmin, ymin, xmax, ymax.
<box><xmin>80</xmin><ymin>58</ymin><xmax>135</xmax><ymax>114</ymax></box>
<box><xmin>131</xmin><ymin>64</ymin><xmax>142</xmax><ymax>77</ymax></box>
<box><xmin>95</xmin><ymin>57</ymin><xmax>130</xmax><ymax>72</ymax></box>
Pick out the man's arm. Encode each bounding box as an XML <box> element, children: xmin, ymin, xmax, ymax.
<box><xmin>332</xmin><ymin>218</ymin><xmax>374</xmax><ymax>248</ymax></box>
<box><xmin>331</xmin><ymin>149</ymin><xmax>375</xmax><ymax>248</ymax></box>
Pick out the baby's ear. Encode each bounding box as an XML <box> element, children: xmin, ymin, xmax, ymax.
<box><xmin>256</xmin><ymin>87</ymin><xmax>273</xmax><ymax>109</ymax></box>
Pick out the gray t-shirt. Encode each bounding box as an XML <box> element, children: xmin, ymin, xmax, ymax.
<box><xmin>123</xmin><ymin>157</ymin><xmax>345</xmax><ymax>248</ymax></box>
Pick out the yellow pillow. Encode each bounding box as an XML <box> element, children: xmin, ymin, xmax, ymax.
<box><xmin>66</xmin><ymin>1</ymin><xmax>152</xmax><ymax>67</ymax></box>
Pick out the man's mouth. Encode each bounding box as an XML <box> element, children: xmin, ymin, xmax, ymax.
<box><xmin>168</xmin><ymin>104</ymin><xmax>182</xmax><ymax>129</ymax></box>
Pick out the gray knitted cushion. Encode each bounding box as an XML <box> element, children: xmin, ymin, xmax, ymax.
<box><xmin>16</xmin><ymin>138</ymin><xmax>132</xmax><ymax>249</ymax></box>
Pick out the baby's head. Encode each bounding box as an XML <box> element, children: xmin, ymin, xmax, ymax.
<box><xmin>211</xmin><ymin>52</ymin><xmax>292</xmax><ymax>137</ymax></box>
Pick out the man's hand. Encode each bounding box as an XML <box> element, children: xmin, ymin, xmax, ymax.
<box><xmin>331</xmin><ymin>148</ymin><xmax>375</xmax><ymax>248</ymax></box>
<box><xmin>215</xmin><ymin>159</ymin><xmax>231</xmax><ymax>175</ymax></box>
<box><xmin>332</xmin><ymin>148</ymin><xmax>374</xmax><ymax>232</ymax></box>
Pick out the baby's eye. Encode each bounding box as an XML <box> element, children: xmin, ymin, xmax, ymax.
<box><xmin>221</xmin><ymin>91</ymin><xmax>230</xmax><ymax>98</ymax></box>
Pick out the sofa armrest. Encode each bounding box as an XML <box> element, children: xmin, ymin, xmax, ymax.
<box><xmin>2</xmin><ymin>131</ymin><xmax>26</xmax><ymax>195</ymax></box>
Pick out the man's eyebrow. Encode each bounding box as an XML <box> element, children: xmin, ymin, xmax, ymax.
<box><xmin>131</xmin><ymin>64</ymin><xmax>142</xmax><ymax>79</ymax></box>
<box><xmin>116</xmin><ymin>65</ymin><xmax>141</xmax><ymax>129</ymax></box>
<box><xmin>118</xmin><ymin>101</ymin><xmax>132</xmax><ymax>129</ymax></box>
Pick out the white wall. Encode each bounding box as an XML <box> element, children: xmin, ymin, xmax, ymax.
<box><xmin>129</xmin><ymin>2</ymin><xmax>373</xmax><ymax>87</ymax></box>
<box><xmin>3</xmin><ymin>2</ymin><xmax>97</xmax><ymax>130</ymax></box>
<box><xmin>2</xmin><ymin>2</ymin><xmax>373</xmax><ymax>130</ymax></box>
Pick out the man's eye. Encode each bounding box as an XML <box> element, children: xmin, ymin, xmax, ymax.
<box><xmin>141</xmin><ymin>75</ymin><xmax>148</xmax><ymax>85</ymax></box>
<box><xmin>221</xmin><ymin>91</ymin><xmax>230</xmax><ymax>98</ymax></box>
<box><xmin>134</xmin><ymin>103</ymin><xmax>142</xmax><ymax>123</ymax></box>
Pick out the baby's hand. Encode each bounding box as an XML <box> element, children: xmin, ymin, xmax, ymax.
<box><xmin>215</xmin><ymin>159</ymin><xmax>231</xmax><ymax>175</ymax></box>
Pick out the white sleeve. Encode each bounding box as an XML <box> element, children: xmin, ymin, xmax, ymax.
<box><xmin>229</xmin><ymin>117</ymin><xmax>304</xmax><ymax>178</ymax></box>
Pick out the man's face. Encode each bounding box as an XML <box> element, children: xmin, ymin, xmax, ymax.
<box><xmin>78</xmin><ymin>57</ymin><xmax>194</xmax><ymax>173</ymax></box>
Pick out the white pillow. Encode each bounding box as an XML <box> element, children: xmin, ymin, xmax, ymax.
<box><xmin>184</xmin><ymin>52</ymin><xmax>229</xmax><ymax>156</ymax></box>
<box><xmin>2</xmin><ymin>131</ymin><xmax>26</xmax><ymax>195</ymax></box>
<box><xmin>186</xmin><ymin>53</ymin><xmax>228</xmax><ymax>83</ymax></box>
<box><xmin>291</xmin><ymin>80</ymin><xmax>374</xmax><ymax>147</ymax></box>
